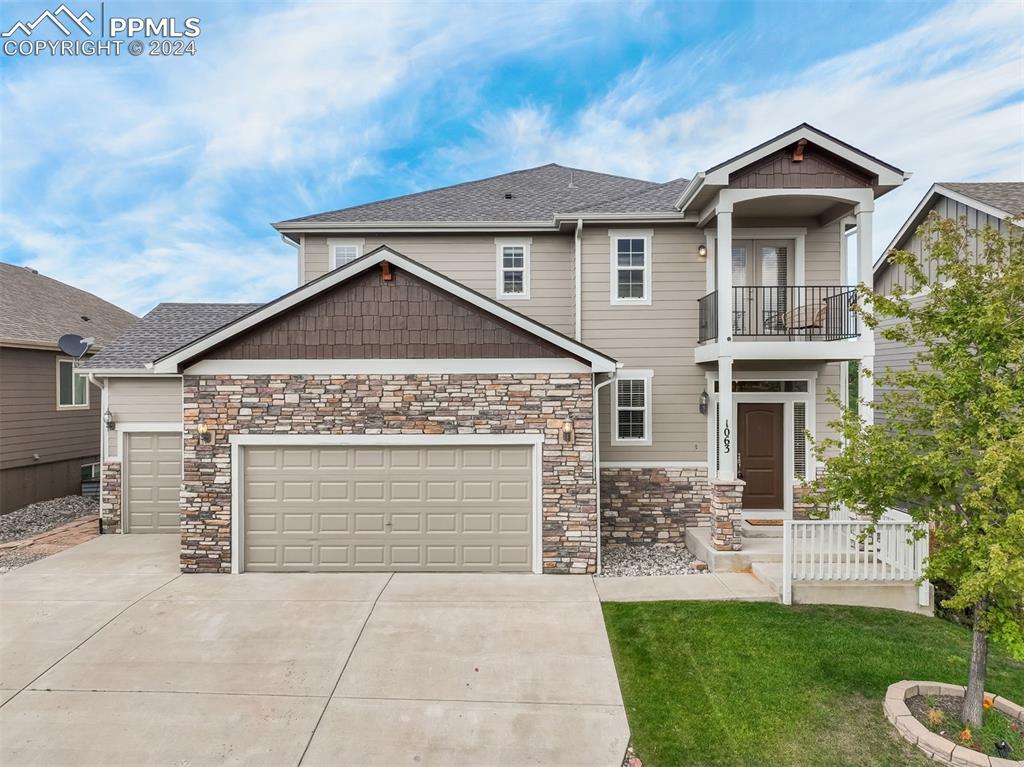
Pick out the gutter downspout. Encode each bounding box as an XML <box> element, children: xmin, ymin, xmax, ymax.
<box><xmin>574</xmin><ymin>219</ymin><xmax>583</xmax><ymax>341</ymax></box>
<box><xmin>87</xmin><ymin>373</ymin><xmax>107</xmax><ymax>534</ymax></box>
<box><xmin>593</xmin><ymin>365</ymin><xmax>621</xmax><ymax>575</ymax></box>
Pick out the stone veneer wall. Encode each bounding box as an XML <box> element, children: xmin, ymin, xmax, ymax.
<box><xmin>99</xmin><ymin>458</ymin><xmax>121</xmax><ymax>534</ymax></box>
<box><xmin>599</xmin><ymin>466</ymin><xmax>710</xmax><ymax>545</ymax></box>
<box><xmin>181</xmin><ymin>373</ymin><xmax>596</xmax><ymax>574</ymax></box>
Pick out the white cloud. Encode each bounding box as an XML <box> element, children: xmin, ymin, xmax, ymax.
<box><xmin>445</xmin><ymin>0</ymin><xmax>1023</xmax><ymax>254</ymax></box>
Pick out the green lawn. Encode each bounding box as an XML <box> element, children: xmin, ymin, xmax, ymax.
<box><xmin>602</xmin><ymin>601</ymin><xmax>1024</xmax><ymax>767</ymax></box>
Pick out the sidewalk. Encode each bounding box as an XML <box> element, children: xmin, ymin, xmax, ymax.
<box><xmin>593</xmin><ymin>572</ymin><xmax>776</xmax><ymax>602</ymax></box>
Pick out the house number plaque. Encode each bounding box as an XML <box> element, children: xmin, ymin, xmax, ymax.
<box><xmin>722</xmin><ymin>421</ymin><xmax>731</xmax><ymax>453</ymax></box>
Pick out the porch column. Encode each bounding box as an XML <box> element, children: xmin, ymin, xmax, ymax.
<box><xmin>717</xmin><ymin>355</ymin><xmax>736</xmax><ymax>480</ymax></box>
<box><xmin>715</xmin><ymin>205</ymin><xmax>733</xmax><ymax>343</ymax></box>
<box><xmin>856</xmin><ymin>203</ymin><xmax>875</xmax><ymax>425</ymax></box>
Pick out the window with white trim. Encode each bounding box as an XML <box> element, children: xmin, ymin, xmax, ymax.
<box><xmin>612</xmin><ymin>370</ymin><xmax>653</xmax><ymax>445</ymax></box>
<box><xmin>57</xmin><ymin>359</ymin><xmax>88</xmax><ymax>409</ymax></box>
<box><xmin>495</xmin><ymin>238</ymin><xmax>531</xmax><ymax>299</ymax></box>
<box><xmin>328</xmin><ymin>238</ymin><xmax>365</xmax><ymax>270</ymax></box>
<box><xmin>609</xmin><ymin>230</ymin><xmax>652</xmax><ymax>305</ymax></box>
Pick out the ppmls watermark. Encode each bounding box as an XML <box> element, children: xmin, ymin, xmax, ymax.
<box><xmin>2</xmin><ymin>3</ymin><xmax>201</xmax><ymax>58</ymax></box>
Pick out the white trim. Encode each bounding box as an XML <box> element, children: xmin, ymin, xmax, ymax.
<box><xmin>608</xmin><ymin>229</ymin><xmax>653</xmax><ymax>306</ymax></box>
<box><xmin>574</xmin><ymin>220</ymin><xmax>583</xmax><ymax>340</ymax></box>
<box><xmin>610</xmin><ymin>368</ymin><xmax>654</xmax><ymax>447</ymax></box>
<box><xmin>56</xmin><ymin>358</ymin><xmax>90</xmax><ymax>410</ymax></box>
<box><xmin>600</xmin><ymin>461</ymin><xmax>708</xmax><ymax>469</ymax></box>
<box><xmin>695</xmin><ymin>339</ymin><xmax>874</xmax><ymax>363</ymax></box>
<box><xmin>183</xmin><ymin>358</ymin><xmax>592</xmax><ymax>375</ymax></box>
<box><xmin>706</xmin><ymin>370</ymin><xmax>817</xmax><ymax>518</ymax></box>
<box><xmin>153</xmin><ymin>248</ymin><xmax>616</xmax><ymax>374</ymax></box>
<box><xmin>115</xmin><ymin>422</ymin><xmax>185</xmax><ymax>535</ymax></box>
<box><xmin>228</xmin><ymin>433</ymin><xmax>545</xmax><ymax>575</ymax></box>
<box><xmin>327</xmin><ymin>238</ymin><xmax>365</xmax><ymax>270</ymax></box>
<box><xmin>298</xmin><ymin>234</ymin><xmax>305</xmax><ymax>286</ymax></box>
<box><xmin>494</xmin><ymin>237</ymin><xmax>532</xmax><ymax>300</ymax></box>
<box><xmin>79</xmin><ymin>370</ymin><xmax>182</xmax><ymax>377</ymax></box>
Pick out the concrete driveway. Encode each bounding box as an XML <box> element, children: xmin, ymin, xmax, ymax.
<box><xmin>0</xmin><ymin>536</ymin><xmax>629</xmax><ymax>766</ymax></box>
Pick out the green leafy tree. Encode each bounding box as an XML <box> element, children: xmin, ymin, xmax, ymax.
<box><xmin>812</xmin><ymin>214</ymin><xmax>1024</xmax><ymax>727</ymax></box>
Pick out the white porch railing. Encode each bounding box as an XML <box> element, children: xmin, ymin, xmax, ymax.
<box><xmin>782</xmin><ymin>514</ymin><xmax>929</xmax><ymax>607</ymax></box>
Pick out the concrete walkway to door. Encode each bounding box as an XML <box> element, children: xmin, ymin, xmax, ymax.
<box><xmin>0</xmin><ymin>535</ymin><xmax>629</xmax><ymax>767</ymax></box>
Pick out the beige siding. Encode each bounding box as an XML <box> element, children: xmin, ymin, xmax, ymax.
<box><xmin>584</xmin><ymin>224</ymin><xmax>707</xmax><ymax>463</ymax></box>
<box><xmin>805</xmin><ymin>221</ymin><xmax>842</xmax><ymax>284</ymax></box>
<box><xmin>106</xmin><ymin>377</ymin><xmax>182</xmax><ymax>458</ymax></box>
<box><xmin>302</xmin><ymin>233</ymin><xmax>575</xmax><ymax>336</ymax></box>
<box><xmin>0</xmin><ymin>347</ymin><xmax>100</xmax><ymax>472</ymax></box>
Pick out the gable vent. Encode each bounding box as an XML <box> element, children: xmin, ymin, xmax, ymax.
<box><xmin>503</xmin><ymin>192</ymin><xmax>514</xmax><ymax>199</ymax></box>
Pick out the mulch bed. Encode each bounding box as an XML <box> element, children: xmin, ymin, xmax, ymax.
<box><xmin>907</xmin><ymin>694</ymin><xmax>1024</xmax><ymax>759</ymax></box>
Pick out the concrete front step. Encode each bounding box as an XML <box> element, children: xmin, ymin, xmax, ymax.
<box><xmin>740</xmin><ymin>522</ymin><xmax>784</xmax><ymax>539</ymax></box>
<box><xmin>685</xmin><ymin>527</ymin><xmax>784</xmax><ymax>573</ymax></box>
<box><xmin>750</xmin><ymin>561</ymin><xmax>783</xmax><ymax>593</ymax></box>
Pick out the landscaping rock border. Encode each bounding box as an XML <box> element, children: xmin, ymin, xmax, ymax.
<box><xmin>884</xmin><ymin>680</ymin><xmax>1024</xmax><ymax>766</ymax></box>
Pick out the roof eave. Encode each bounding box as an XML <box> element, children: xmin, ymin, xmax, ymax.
<box><xmin>273</xmin><ymin>219</ymin><xmax>559</xmax><ymax>233</ymax></box>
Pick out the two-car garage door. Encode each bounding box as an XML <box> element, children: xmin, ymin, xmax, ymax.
<box><xmin>241</xmin><ymin>444</ymin><xmax>535</xmax><ymax>572</ymax></box>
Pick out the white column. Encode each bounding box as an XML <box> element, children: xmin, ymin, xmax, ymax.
<box><xmin>718</xmin><ymin>356</ymin><xmax>736</xmax><ymax>480</ymax></box>
<box><xmin>855</xmin><ymin>204</ymin><xmax>874</xmax><ymax>343</ymax></box>
<box><xmin>715</xmin><ymin>206</ymin><xmax>733</xmax><ymax>343</ymax></box>
<box><xmin>856</xmin><ymin>204</ymin><xmax>875</xmax><ymax>425</ymax></box>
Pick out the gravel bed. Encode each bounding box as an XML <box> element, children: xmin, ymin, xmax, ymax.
<box><xmin>597</xmin><ymin>544</ymin><xmax>708</xmax><ymax>577</ymax></box>
<box><xmin>0</xmin><ymin>495</ymin><xmax>99</xmax><ymax>544</ymax></box>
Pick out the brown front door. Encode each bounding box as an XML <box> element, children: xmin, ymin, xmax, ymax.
<box><xmin>737</xmin><ymin>403</ymin><xmax>784</xmax><ymax>509</ymax></box>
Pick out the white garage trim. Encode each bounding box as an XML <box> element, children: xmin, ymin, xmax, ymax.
<box><xmin>228</xmin><ymin>433</ymin><xmax>545</xmax><ymax>575</ymax></box>
<box><xmin>115</xmin><ymin>422</ymin><xmax>184</xmax><ymax>535</ymax></box>
<box><xmin>185</xmin><ymin>359</ymin><xmax>591</xmax><ymax>375</ymax></box>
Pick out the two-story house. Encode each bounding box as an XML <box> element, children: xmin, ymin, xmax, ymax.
<box><xmin>82</xmin><ymin>124</ymin><xmax>909</xmax><ymax>576</ymax></box>
<box><xmin>0</xmin><ymin>263</ymin><xmax>136</xmax><ymax>514</ymax></box>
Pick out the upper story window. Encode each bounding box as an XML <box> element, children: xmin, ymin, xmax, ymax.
<box><xmin>495</xmin><ymin>237</ymin><xmax>531</xmax><ymax>300</ymax></box>
<box><xmin>56</xmin><ymin>358</ymin><xmax>88</xmax><ymax>409</ymax></box>
<box><xmin>612</xmin><ymin>370</ymin><xmax>653</xmax><ymax>446</ymax></box>
<box><xmin>609</xmin><ymin>230</ymin><xmax>652</xmax><ymax>305</ymax></box>
<box><xmin>328</xmin><ymin>238</ymin><xmax>365</xmax><ymax>270</ymax></box>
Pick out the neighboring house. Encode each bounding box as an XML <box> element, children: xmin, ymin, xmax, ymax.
<box><xmin>872</xmin><ymin>182</ymin><xmax>1024</xmax><ymax>412</ymax></box>
<box><xmin>0</xmin><ymin>263</ymin><xmax>136</xmax><ymax>514</ymax></box>
<box><xmin>83</xmin><ymin>123</ymin><xmax>909</xmax><ymax>575</ymax></box>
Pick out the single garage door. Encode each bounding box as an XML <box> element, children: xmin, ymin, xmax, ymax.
<box><xmin>124</xmin><ymin>432</ymin><xmax>182</xmax><ymax>533</ymax></box>
<box><xmin>242</xmin><ymin>444</ymin><xmax>534</xmax><ymax>572</ymax></box>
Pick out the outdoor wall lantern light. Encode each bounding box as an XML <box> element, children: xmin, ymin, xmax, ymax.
<box><xmin>197</xmin><ymin>423</ymin><xmax>213</xmax><ymax>444</ymax></box>
<box><xmin>698</xmin><ymin>390</ymin><xmax>709</xmax><ymax>416</ymax></box>
<box><xmin>560</xmin><ymin>420</ymin><xmax>575</xmax><ymax>446</ymax></box>
<box><xmin>103</xmin><ymin>409</ymin><xmax>116</xmax><ymax>431</ymax></box>
<box><xmin>697</xmin><ymin>244</ymin><xmax>708</xmax><ymax>258</ymax></box>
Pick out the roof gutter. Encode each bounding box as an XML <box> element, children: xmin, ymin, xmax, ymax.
<box><xmin>673</xmin><ymin>173</ymin><xmax>705</xmax><ymax>212</ymax></box>
<box><xmin>593</xmin><ymin>366</ymin><xmax>621</xmax><ymax>575</ymax></box>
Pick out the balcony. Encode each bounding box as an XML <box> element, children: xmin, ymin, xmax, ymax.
<box><xmin>698</xmin><ymin>285</ymin><xmax>860</xmax><ymax>343</ymax></box>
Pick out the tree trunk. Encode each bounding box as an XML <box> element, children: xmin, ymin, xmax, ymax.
<box><xmin>962</xmin><ymin>626</ymin><xmax>988</xmax><ymax>728</ymax></box>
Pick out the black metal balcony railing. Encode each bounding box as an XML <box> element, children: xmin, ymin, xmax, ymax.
<box><xmin>697</xmin><ymin>286</ymin><xmax>860</xmax><ymax>343</ymax></box>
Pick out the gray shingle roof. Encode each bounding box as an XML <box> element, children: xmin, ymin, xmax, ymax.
<box><xmin>940</xmin><ymin>182</ymin><xmax>1024</xmax><ymax>216</ymax></box>
<box><xmin>81</xmin><ymin>303</ymin><xmax>262</xmax><ymax>370</ymax></box>
<box><xmin>0</xmin><ymin>262</ymin><xmax>136</xmax><ymax>350</ymax></box>
<box><xmin>275</xmin><ymin>164</ymin><xmax>660</xmax><ymax>224</ymax></box>
<box><xmin>562</xmin><ymin>177</ymin><xmax>691</xmax><ymax>215</ymax></box>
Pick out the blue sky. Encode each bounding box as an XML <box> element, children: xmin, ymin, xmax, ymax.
<box><xmin>1</xmin><ymin>0</ymin><xmax>1021</xmax><ymax>316</ymax></box>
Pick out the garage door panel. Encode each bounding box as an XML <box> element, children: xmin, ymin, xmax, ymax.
<box><xmin>125</xmin><ymin>432</ymin><xmax>182</xmax><ymax>534</ymax></box>
<box><xmin>243</xmin><ymin>445</ymin><xmax>533</xmax><ymax>572</ymax></box>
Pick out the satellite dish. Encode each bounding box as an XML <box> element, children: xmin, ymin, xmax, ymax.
<box><xmin>58</xmin><ymin>334</ymin><xmax>93</xmax><ymax>359</ymax></box>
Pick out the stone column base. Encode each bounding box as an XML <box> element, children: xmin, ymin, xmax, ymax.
<box><xmin>710</xmin><ymin>479</ymin><xmax>744</xmax><ymax>551</ymax></box>
<box><xmin>100</xmin><ymin>458</ymin><xmax>122</xmax><ymax>534</ymax></box>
